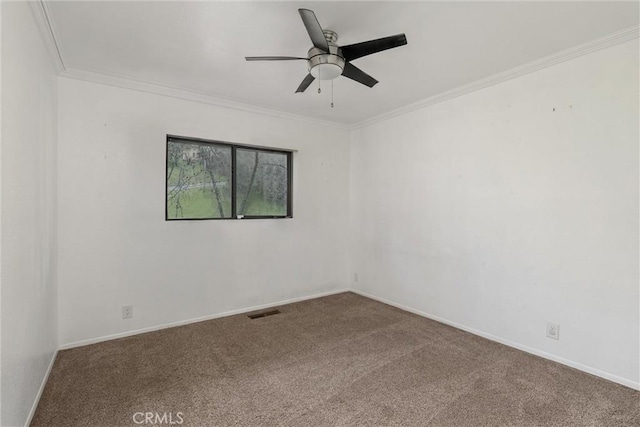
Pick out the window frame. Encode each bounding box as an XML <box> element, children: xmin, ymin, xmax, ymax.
<box><xmin>165</xmin><ymin>134</ymin><xmax>293</xmax><ymax>221</ymax></box>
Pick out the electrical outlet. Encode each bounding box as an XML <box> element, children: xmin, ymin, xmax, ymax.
<box><xmin>546</xmin><ymin>322</ymin><xmax>559</xmax><ymax>340</ymax></box>
<box><xmin>354</xmin><ymin>273</ymin><xmax>359</xmax><ymax>282</ymax></box>
<box><xmin>122</xmin><ymin>305</ymin><xmax>133</xmax><ymax>319</ymax></box>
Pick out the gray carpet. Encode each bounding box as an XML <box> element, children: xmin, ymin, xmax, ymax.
<box><xmin>32</xmin><ymin>292</ymin><xmax>639</xmax><ymax>426</ymax></box>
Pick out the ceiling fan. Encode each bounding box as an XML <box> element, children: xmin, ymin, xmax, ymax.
<box><xmin>245</xmin><ymin>9</ymin><xmax>408</xmax><ymax>93</ymax></box>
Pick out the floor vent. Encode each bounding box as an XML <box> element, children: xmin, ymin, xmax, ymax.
<box><xmin>248</xmin><ymin>309</ymin><xmax>281</xmax><ymax>319</ymax></box>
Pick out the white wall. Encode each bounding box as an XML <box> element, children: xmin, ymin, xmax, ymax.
<box><xmin>1</xmin><ymin>2</ymin><xmax>59</xmax><ymax>426</ymax></box>
<box><xmin>57</xmin><ymin>78</ymin><xmax>350</xmax><ymax>347</ymax></box>
<box><xmin>350</xmin><ymin>39</ymin><xmax>639</xmax><ymax>388</ymax></box>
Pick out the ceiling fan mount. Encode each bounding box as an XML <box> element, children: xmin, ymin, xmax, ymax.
<box><xmin>245</xmin><ymin>9</ymin><xmax>408</xmax><ymax>93</ymax></box>
<box><xmin>321</xmin><ymin>29</ymin><xmax>339</xmax><ymax>44</ymax></box>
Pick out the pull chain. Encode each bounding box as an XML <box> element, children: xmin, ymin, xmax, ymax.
<box><xmin>318</xmin><ymin>67</ymin><xmax>321</xmax><ymax>94</ymax></box>
<box><xmin>331</xmin><ymin>80</ymin><xmax>334</xmax><ymax>108</ymax></box>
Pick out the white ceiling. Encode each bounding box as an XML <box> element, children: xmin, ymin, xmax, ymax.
<box><xmin>47</xmin><ymin>1</ymin><xmax>639</xmax><ymax>125</ymax></box>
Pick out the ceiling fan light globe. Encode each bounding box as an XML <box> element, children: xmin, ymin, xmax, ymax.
<box><xmin>310</xmin><ymin>63</ymin><xmax>343</xmax><ymax>80</ymax></box>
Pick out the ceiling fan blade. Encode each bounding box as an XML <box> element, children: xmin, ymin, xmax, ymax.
<box><xmin>342</xmin><ymin>62</ymin><xmax>378</xmax><ymax>88</ymax></box>
<box><xmin>298</xmin><ymin>9</ymin><xmax>329</xmax><ymax>52</ymax></box>
<box><xmin>245</xmin><ymin>56</ymin><xmax>307</xmax><ymax>61</ymax></box>
<box><xmin>341</xmin><ymin>34</ymin><xmax>407</xmax><ymax>61</ymax></box>
<box><xmin>295</xmin><ymin>74</ymin><xmax>316</xmax><ymax>93</ymax></box>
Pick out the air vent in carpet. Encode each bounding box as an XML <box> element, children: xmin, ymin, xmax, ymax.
<box><xmin>248</xmin><ymin>309</ymin><xmax>281</xmax><ymax>319</ymax></box>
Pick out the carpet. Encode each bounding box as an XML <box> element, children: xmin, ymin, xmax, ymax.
<box><xmin>31</xmin><ymin>292</ymin><xmax>639</xmax><ymax>426</ymax></box>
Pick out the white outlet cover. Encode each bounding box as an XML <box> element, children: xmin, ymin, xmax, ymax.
<box><xmin>122</xmin><ymin>305</ymin><xmax>133</xmax><ymax>319</ymax></box>
<box><xmin>546</xmin><ymin>322</ymin><xmax>559</xmax><ymax>340</ymax></box>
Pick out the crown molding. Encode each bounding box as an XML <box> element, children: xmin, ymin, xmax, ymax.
<box><xmin>59</xmin><ymin>68</ymin><xmax>350</xmax><ymax>130</ymax></box>
<box><xmin>28</xmin><ymin>0</ymin><xmax>65</xmax><ymax>73</ymax></box>
<box><xmin>351</xmin><ymin>25</ymin><xmax>640</xmax><ymax>130</ymax></box>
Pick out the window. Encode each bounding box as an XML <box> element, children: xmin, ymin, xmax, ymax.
<box><xmin>166</xmin><ymin>136</ymin><xmax>292</xmax><ymax>220</ymax></box>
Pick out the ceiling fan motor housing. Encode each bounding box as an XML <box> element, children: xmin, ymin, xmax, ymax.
<box><xmin>307</xmin><ymin>30</ymin><xmax>344</xmax><ymax>80</ymax></box>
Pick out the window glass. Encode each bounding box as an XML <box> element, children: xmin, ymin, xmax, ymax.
<box><xmin>166</xmin><ymin>142</ymin><xmax>232</xmax><ymax>219</ymax></box>
<box><xmin>166</xmin><ymin>137</ymin><xmax>292</xmax><ymax>220</ymax></box>
<box><xmin>236</xmin><ymin>149</ymin><xmax>288</xmax><ymax>217</ymax></box>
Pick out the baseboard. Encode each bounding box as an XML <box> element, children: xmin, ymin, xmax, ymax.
<box><xmin>350</xmin><ymin>289</ymin><xmax>640</xmax><ymax>391</ymax></box>
<box><xmin>59</xmin><ymin>288</ymin><xmax>350</xmax><ymax>350</ymax></box>
<box><xmin>24</xmin><ymin>349</ymin><xmax>58</xmax><ymax>427</ymax></box>
<box><xmin>57</xmin><ymin>286</ymin><xmax>638</xmax><ymax>390</ymax></box>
